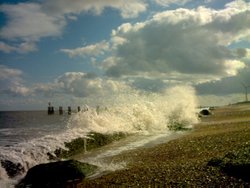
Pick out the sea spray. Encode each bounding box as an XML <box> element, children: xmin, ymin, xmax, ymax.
<box><xmin>0</xmin><ymin>85</ymin><xmax>198</xmax><ymax>185</ymax></box>
<box><xmin>68</xmin><ymin>85</ymin><xmax>198</xmax><ymax>134</ymax></box>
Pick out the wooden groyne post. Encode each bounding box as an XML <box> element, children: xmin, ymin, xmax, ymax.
<box><xmin>77</xmin><ymin>106</ymin><xmax>81</xmax><ymax>112</ymax></box>
<box><xmin>47</xmin><ymin>104</ymin><xmax>82</xmax><ymax>115</ymax></box>
<box><xmin>59</xmin><ymin>106</ymin><xmax>63</xmax><ymax>115</ymax></box>
<box><xmin>68</xmin><ymin>106</ymin><xmax>72</xmax><ymax>115</ymax></box>
<box><xmin>48</xmin><ymin>102</ymin><xmax>54</xmax><ymax>115</ymax></box>
<box><xmin>48</xmin><ymin>106</ymin><xmax>54</xmax><ymax>115</ymax></box>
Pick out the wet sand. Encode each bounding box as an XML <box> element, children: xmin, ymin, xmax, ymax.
<box><xmin>77</xmin><ymin>103</ymin><xmax>250</xmax><ymax>187</ymax></box>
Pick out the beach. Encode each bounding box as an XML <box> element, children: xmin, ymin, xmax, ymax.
<box><xmin>79</xmin><ymin>103</ymin><xmax>250</xmax><ymax>187</ymax></box>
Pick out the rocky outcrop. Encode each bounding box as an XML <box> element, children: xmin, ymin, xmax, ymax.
<box><xmin>16</xmin><ymin>159</ymin><xmax>97</xmax><ymax>188</ymax></box>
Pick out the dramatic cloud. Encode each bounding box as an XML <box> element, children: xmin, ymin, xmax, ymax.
<box><xmin>0</xmin><ymin>65</ymin><xmax>32</xmax><ymax>96</ymax></box>
<box><xmin>105</xmin><ymin>1</ymin><xmax>249</xmax><ymax>83</ymax></box>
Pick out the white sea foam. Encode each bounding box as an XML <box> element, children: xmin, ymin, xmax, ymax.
<box><xmin>68</xmin><ymin>85</ymin><xmax>198</xmax><ymax>134</ymax></box>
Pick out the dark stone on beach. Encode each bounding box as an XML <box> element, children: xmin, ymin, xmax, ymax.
<box><xmin>223</xmin><ymin>162</ymin><xmax>250</xmax><ymax>182</ymax></box>
<box><xmin>207</xmin><ymin>158</ymin><xmax>223</xmax><ymax>167</ymax></box>
<box><xmin>207</xmin><ymin>146</ymin><xmax>250</xmax><ymax>182</ymax></box>
<box><xmin>199</xmin><ymin>109</ymin><xmax>211</xmax><ymax>116</ymax></box>
<box><xmin>16</xmin><ymin>159</ymin><xmax>97</xmax><ymax>188</ymax></box>
<box><xmin>0</xmin><ymin>160</ymin><xmax>25</xmax><ymax>178</ymax></box>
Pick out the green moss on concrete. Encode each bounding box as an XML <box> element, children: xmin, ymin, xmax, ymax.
<box><xmin>50</xmin><ymin>132</ymin><xmax>127</xmax><ymax>159</ymax></box>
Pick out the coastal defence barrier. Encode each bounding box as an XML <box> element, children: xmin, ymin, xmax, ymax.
<box><xmin>48</xmin><ymin>106</ymin><xmax>81</xmax><ymax>115</ymax></box>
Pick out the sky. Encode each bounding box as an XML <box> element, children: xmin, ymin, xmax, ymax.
<box><xmin>0</xmin><ymin>0</ymin><xmax>250</xmax><ymax>111</ymax></box>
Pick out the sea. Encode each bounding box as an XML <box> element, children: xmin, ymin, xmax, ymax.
<box><xmin>0</xmin><ymin>86</ymin><xmax>199</xmax><ymax>187</ymax></box>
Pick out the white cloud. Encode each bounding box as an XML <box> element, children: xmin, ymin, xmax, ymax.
<box><xmin>8</xmin><ymin>85</ymin><xmax>31</xmax><ymax>97</ymax></box>
<box><xmin>0</xmin><ymin>69</ymin><xmax>131</xmax><ymax>100</ymax></box>
<box><xmin>224</xmin><ymin>60</ymin><xmax>246</xmax><ymax>76</ymax></box>
<box><xmin>55</xmin><ymin>72</ymin><xmax>130</xmax><ymax>97</ymax></box>
<box><xmin>42</xmin><ymin>0</ymin><xmax>147</xmax><ymax>19</ymax></box>
<box><xmin>0</xmin><ymin>41</ymin><xmax>16</xmax><ymax>53</ymax></box>
<box><xmin>0</xmin><ymin>41</ymin><xmax>37</xmax><ymax>53</ymax></box>
<box><xmin>245</xmin><ymin>48</ymin><xmax>250</xmax><ymax>59</ymax></box>
<box><xmin>18</xmin><ymin>41</ymin><xmax>37</xmax><ymax>53</ymax></box>
<box><xmin>0</xmin><ymin>0</ymin><xmax>147</xmax><ymax>53</ymax></box>
<box><xmin>105</xmin><ymin>1</ymin><xmax>249</xmax><ymax>83</ymax></box>
<box><xmin>0</xmin><ymin>2</ymin><xmax>65</xmax><ymax>53</ymax></box>
<box><xmin>154</xmin><ymin>0</ymin><xmax>192</xmax><ymax>7</ymax></box>
<box><xmin>0</xmin><ymin>65</ymin><xmax>32</xmax><ymax>96</ymax></box>
<box><xmin>0</xmin><ymin>65</ymin><xmax>23</xmax><ymax>79</ymax></box>
<box><xmin>0</xmin><ymin>3</ymin><xmax>65</xmax><ymax>40</ymax></box>
<box><xmin>204</xmin><ymin>0</ymin><xmax>213</xmax><ymax>3</ymax></box>
<box><xmin>60</xmin><ymin>41</ymin><xmax>109</xmax><ymax>58</ymax></box>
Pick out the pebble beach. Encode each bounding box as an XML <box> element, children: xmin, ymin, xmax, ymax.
<box><xmin>79</xmin><ymin>103</ymin><xmax>250</xmax><ymax>187</ymax></box>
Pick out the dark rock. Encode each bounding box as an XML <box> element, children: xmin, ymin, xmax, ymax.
<box><xmin>16</xmin><ymin>159</ymin><xmax>97</xmax><ymax>188</ymax></box>
<box><xmin>199</xmin><ymin>109</ymin><xmax>211</xmax><ymax>116</ymax></box>
<box><xmin>0</xmin><ymin>160</ymin><xmax>25</xmax><ymax>178</ymax></box>
<box><xmin>207</xmin><ymin>146</ymin><xmax>250</xmax><ymax>182</ymax></box>
<box><xmin>207</xmin><ymin>158</ymin><xmax>223</xmax><ymax>167</ymax></box>
<box><xmin>223</xmin><ymin>162</ymin><xmax>250</xmax><ymax>182</ymax></box>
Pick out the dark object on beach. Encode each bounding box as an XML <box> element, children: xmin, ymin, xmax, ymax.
<box><xmin>199</xmin><ymin>109</ymin><xmax>211</xmax><ymax>116</ymax></box>
<box><xmin>207</xmin><ymin>146</ymin><xmax>250</xmax><ymax>182</ymax></box>
<box><xmin>1</xmin><ymin>160</ymin><xmax>25</xmax><ymax>178</ymax></box>
<box><xmin>16</xmin><ymin>159</ymin><xmax>97</xmax><ymax>188</ymax></box>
